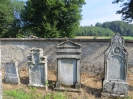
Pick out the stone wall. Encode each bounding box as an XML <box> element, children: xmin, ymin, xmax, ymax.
<box><xmin>1</xmin><ymin>38</ymin><xmax>133</xmax><ymax>75</ymax></box>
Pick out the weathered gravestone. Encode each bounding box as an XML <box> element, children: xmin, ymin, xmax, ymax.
<box><xmin>28</xmin><ymin>48</ymin><xmax>47</xmax><ymax>87</ymax></box>
<box><xmin>4</xmin><ymin>62</ymin><xmax>20</xmax><ymax>84</ymax></box>
<box><xmin>102</xmin><ymin>33</ymin><xmax>128</xmax><ymax>97</ymax></box>
<box><xmin>55</xmin><ymin>40</ymin><xmax>82</xmax><ymax>91</ymax></box>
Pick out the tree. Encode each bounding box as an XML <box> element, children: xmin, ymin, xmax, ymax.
<box><xmin>0</xmin><ymin>0</ymin><xmax>14</xmax><ymax>37</ymax></box>
<box><xmin>2</xmin><ymin>0</ymin><xmax>24</xmax><ymax>38</ymax></box>
<box><xmin>21</xmin><ymin>0</ymin><xmax>85</xmax><ymax>38</ymax></box>
<box><xmin>113</xmin><ymin>0</ymin><xmax>133</xmax><ymax>22</ymax></box>
<box><xmin>0</xmin><ymin>0</ymin><xmax>24</xmax><ymax>38</ymax></box>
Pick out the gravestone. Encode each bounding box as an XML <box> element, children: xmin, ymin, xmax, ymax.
<box><xmin>28</xmin><ymin>48</ymin><xmax>47</xmax><ymax>87</ymax></box>
<box><xmin>4</xmin><ymin>62</ymin><xmax>20</xmax><ymax>84</ymax></box>
<box><xmin>102</xmin><ymin>33</ymin><xmax>128</xmax><ymax>97</ymax></box>
<box><xmin>55</xmin><ymin>40</ymin><xmax>82</xmax><ymax>91</ymax></box>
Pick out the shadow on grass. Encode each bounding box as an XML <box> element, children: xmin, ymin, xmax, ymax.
<box><xmin>82</xmin><ymin>84</ymin><xmax>102</xmax><ymax>98</ymax></box>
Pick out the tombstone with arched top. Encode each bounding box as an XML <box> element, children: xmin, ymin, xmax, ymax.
<box><xmin>102</xmin><ymin>33</ymin><xmax>128</xmax><ymax>97</ymax></box>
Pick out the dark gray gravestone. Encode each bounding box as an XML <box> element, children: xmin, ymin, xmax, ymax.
<box><xmin>55</xmin><ymin>40</ymin><xmax>82</xmax><ymax>92</ymax></box>
<box><xmin>4</xmin><ymin>62</ymin><xmax>20</xmax><ymax>84</ymax></box>
<box><xmin>28</xmin><ymin>48</ymin><xmax>47</xmax><ymax>87</ymax></box>
<box><xmin>102</xmin><ymin>33</ymin><xmax>128</xmax><ymax>98</ymax></box>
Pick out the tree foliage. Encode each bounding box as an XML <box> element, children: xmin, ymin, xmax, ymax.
<box><xmin>21</xmin><ymin>0</ymin><xmax>85</xmax><ymax>38</ymax></box>
<box><xmin>0</xmin><ymin>0</ymin><xmax>24</xmax><ymax>38</ymax></box>
<box><xmin>0</xmin><ymin>0</ymin><xmax>14</xmax><ymax>37</ymax></box>
<box><xmin>77</xmin><ymin>21</ymin><xmax>133</xmax><ymax>36</ymax></box>
<box><xmin>96</xmin><ymin>21</ymin><xmax>133</xmax><ymax>36</ymax></box>
<box><xmin>113</xmin><ymin>0</ymin><xmax>133</xmax><ymax>22</ymax></box>
<box><xmin>76</xmin><ymin>26</ymin><xmax>115</xmax><ymax>36</ymax></box>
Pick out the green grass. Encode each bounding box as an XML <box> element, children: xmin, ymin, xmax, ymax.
<box><xmin>76</xmin><ymin>36</ymin><xmax>133</xmax><ymax>40</ymax></box>
<box><xmin>4</xmin><ymin>88</ymin><xmax>67</xmax><ymax>99</ymax></box>
<box><xmin>43</xmin><ymin>92</ymin><xmax>66</xmax><ymax>99</ymax></box>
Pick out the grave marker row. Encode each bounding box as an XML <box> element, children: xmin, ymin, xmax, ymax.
<box><xmin>1</xmin><ymin>33</ymin><xmax>129</xmax><ymax>98</ymax></box>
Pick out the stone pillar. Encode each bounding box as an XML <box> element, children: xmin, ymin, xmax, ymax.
<box><xmin>28</xmin><ymin>48</ymin><xmax>47</xmax><ymax>87</ymax></box>
<box><xmin>55</xmin><ymin>40</ymin><xmax>82</xmax><ymax>92</ymax></box>
<box><xmin>102</xmin><ymin>33</ymin><xmax>128</xmax><ymax>98</ymax></box>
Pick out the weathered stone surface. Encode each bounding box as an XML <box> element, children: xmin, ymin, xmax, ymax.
<box><xmin>4</xmin><ymin>62</ymin><xmax>20</xmax><ymax>84</ymax></box>
<box><xmin>0</xmin><ymin>71</ymin><xmax>2</xmax><ymax>99</ymax></box>
<box><xmin>55</xmin><ymin>40</ymin><xmax>82</xmax><ymax>91</ymax></box>
<box><xmin>1</xmin><ymin>38</ymin><xmax>133</xmax><ymax>75</ymax></box>
<box><xmin>102</xmin><ymin>33</ymin><xmax>128</xmax><ymax>97</ymax></box>
<box><xmin>28</xmin><ymin>48</ymin><xmax>47</xmax><ymax>87</ymax></box>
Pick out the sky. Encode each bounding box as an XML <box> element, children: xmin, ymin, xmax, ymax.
<box><xmin>22</xmin><ymin>0</ymin><xmax>123</xmax><ymax>26</ymax></box>
<box><xmin>80</xmin><ymin>0</ymin><xmax>122</xmax><ymax>26</ymax></box>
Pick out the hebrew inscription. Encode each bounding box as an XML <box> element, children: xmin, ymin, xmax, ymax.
<box><xmin>28</xmin><ymin>48</ymin><xmax>47</xmax><ymax>87</ymax></box>
<box><xmin>103</xmin><ymin>33</ymin><xmax>128</xmax><ymax>97</ymax></box>
<box><xmin>4</xmin><ymin>62</ymin><xmax>20</xmax><ymax>84</ymax></box>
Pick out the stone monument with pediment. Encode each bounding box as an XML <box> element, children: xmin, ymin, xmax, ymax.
<box><xmin>28</xmin><ymin>48</ymin><xmax>47</xmax><ymax>87</ymax></box>
<box><xmin>102</xmin><ymin>33</ymin><xmax>128</xmax><ymax>97</ymax></box>
<box><xmin>4</xmin><ymin>62</ymin><xmax>20</xmax><ymax>84</ymax></box>
<box><xmin>55</xmin><ymin>40</ymin><xmax>82</xmax><ymax>91</ymax></box>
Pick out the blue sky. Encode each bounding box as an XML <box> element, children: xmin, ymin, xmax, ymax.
<box><xmin>22</xmin><ymin>0</ymin><xmax>123</xmax><ymax>26</ymax></box>
<box><xmin>80</xmin><ymin>0</ymin><xmax>122</xmax><ymax>26</ymax></box>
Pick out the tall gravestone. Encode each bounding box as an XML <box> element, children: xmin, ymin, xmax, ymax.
<box><xmin>55</xmin><ymin>40</ymin><xmax>82</xmax><ymax>91</ymax></box>
<box><xmin>28</xmin><ymin>48</ymin><xmax>47</xmax><ymax>87</ymax></box>
<box><xmin>102</xmin><ymin>33</ymin><xmax>128</xmax><ymax>97</ymax></box>
<box><xmin>4</xmin><ymin>62</ymin><xmax>20</xmax><ymax>84</ymax></box>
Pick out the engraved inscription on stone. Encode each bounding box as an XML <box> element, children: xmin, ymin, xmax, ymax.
<box><xmin>4</xmin><ymin>62</ymin><xmax>20</xmax><ymax>84</ymax></box>
<box><xmin>60</xmin><ymin>59</ymin><xmax>77</xmax><ymax>86</ymax></box>
<box><xmin>55</xmin><ymin>40</ymin><xmax>82</xmax><ymax>90</ymax></box>
<box><xmin>103</xmin><ymin>33</ymin><xmax>128</xmax><ymax>97</ymax></box>
<box><xmin>28</xmin><ymin>48</ymin><xmax>47</xmax><ymax>87</ymax></box>
<box><xmin>107</xmin><ymin>49</ymin><xmax>125</xmax><ymax>80</ymax></box>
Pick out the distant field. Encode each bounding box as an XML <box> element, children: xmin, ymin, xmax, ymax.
<box><xmin>76</xmin><ymin>36</ymin><xmax>133</xmax><ymax>40</ymax></box>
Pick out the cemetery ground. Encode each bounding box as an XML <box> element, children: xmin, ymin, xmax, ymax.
<box><xmin>2</xmin><ymin>68</ymin><xmax>133</xmax><ymax>99</ymax></box>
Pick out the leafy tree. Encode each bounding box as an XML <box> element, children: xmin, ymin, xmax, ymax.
<box><xmin>76</xmin><ymin>26</ymin><xmax>115</xmax><ymax>36</ymax></box>
<box><xmin>2</xmin><ymin>0</ymin><xmax>24</xmax><ymax>38</ymax></box>
<box><xmin>0</xmin><ymin>0</ymin><xmax>24</xmax><ymax>38</ymax></box>
<box><xmin>97</xmin><ymin>21</ymin><xmax>133</xmax><ymax>36</ymax></box>
<box><xmin>21</xmin><ymin>0</ymin><xmax>85</xmax><ymax>38</ymax></box>
<box><xmin>113</xmin><ymin>0</ymin><xmax>133</xmax><ymax>22</ymax></box>
<box><xmin>0</xmin><ymin>0</ymin><xmax>14</xmax><ymax>37</ymax></box>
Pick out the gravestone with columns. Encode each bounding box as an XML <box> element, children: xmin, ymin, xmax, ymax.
<box><xmin>28</xmin><ymin>48</ymin><xmax>47</xmax><ymax>87</ymax></box>
<box><xmin>102</xmin><ymin>33</ymin><xmax>128</xmax><ymax>97</ymax></box>
<box><xmin>55</xmin><ymin>40</ymin><xmax>82</xmax><ymax>91</ymax></box>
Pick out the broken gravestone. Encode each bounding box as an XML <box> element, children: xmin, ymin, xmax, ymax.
<box><xmin>102</xmin><ymin>33</ymin><xmax>128</xmax><ymax>98</ymax></box>
<box><xmin>4</xmin><ymin>62</ymin><xmax>20</xmax><ymax>84</ymax></box>
<box><xmin>55</xmin><ymin>40</ymin><xmax>82</xmax><ymax>92</ymax></box>
<box><xmin>28</xmin><ymin>48</ymin><xmax>47</xmax><ymax>87</ymax></box>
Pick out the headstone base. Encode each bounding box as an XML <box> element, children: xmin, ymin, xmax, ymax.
<box><xmin>54</xmin><ymin>88</ymin><xmax>82</xmax><ymax>92</ymax></box>
<box><xmin>4</xmin><ymin>77</ymin><xmax>19</xmax><ymax>84</ymax></box>
<box><xmin>28</xmin><ymin>84</ymin><xmax>45</xmax><ymax>88</ymax></box>
<box><xmin>55</xmin><ymin>81</ymin><xmax>82</xmax><ymax>92</ymax></box>
<box><xmin>75</xmin><ymin>82</ymin><xmax>81</xmax><ymax>89</ymax></box>
<box><xmin>102</xmin><ymin>80</ymin><xmax>128</xmax><ymax>97</ymax></box>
